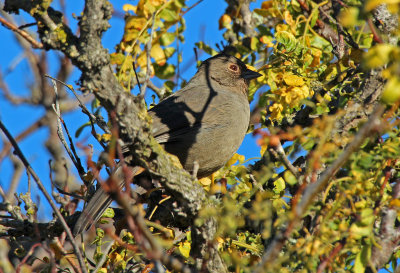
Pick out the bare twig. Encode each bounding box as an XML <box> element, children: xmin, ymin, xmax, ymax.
<box><xmin>92</xmin><ymin>240</ymin><xmax>115</xmax><ymax>273</ymax></box>
<box><xmin>49</xmin><ymin>78</ymin><xmax>85</xmax><ymax>177</ymax></box>
<box><xmin>0</xmin><ymin>70</ymin><xmax>32</xmax><ymax>104</ymax></box>
<box><xmin>0</xmin><ymin>16</ymin><xmax>43</xmax><ymax>49</ymax></box>
<box><xmin>0</xmin><ymin>185</ymin><xmax>7</xmax><ymax>201</ymax></box>
<box><xmin>269</xmin><ymin>141</ymin><xmax>300</xmax><ymax>178</ymax></box>
<box><xmin>44</xmin><ymin>74</ymin><xmax>110</xmax><ymax>135</ymax></box>
<box><xmin>0</xmin><ymin>116</ymin><xmax>45</xmax><ymax>164</ymax></box>
<box><xmin>0</xmin><ymin>120</ymin><xmax>87</xmax><ymax>273</ymax></box>
<box><xmin>110</xmin><ymin>177</ymin><xmax>191</xmax><ymax>273</ymax></box>
<box><xmin>181</xmin><ymin>0</ymin><xmax>204</xmax><ymax>16</ymax></box>
<box><xmin>256</xmin><ymin>104</ymin><xmax>386</xmax><ymax>271</ymax></box>
<box><xmin>141</xmin><ymin>13</ymin><xmax>156</xmax><ymax>97</ymax></box>
<box><xmin>6</xmin><ymin>154</ymin><xmax>24</xmax><ymax>202</ymax></box>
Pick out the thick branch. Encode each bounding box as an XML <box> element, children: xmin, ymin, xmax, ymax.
<box><xmin>3</xmin><ymin>0</ymin><xmax>225</xmax><ymax>271</ymax></box>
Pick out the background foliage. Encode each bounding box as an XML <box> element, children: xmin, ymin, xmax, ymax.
<box><xmin>0</xmin><ymin>0</ymin><xmax>400</xmax><ymax>272</ymax></box>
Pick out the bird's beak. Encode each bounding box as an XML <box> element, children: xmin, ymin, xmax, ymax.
<box><xmin>242</xmin><ymin>69</ymin><xmax>262</xmax><ymax>80</ymax></box>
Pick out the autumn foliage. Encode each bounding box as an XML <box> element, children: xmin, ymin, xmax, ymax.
<box><xmin>1</xmin><ymin>0</ymin><xmax>400</xmax><ymax>272</ymax></box>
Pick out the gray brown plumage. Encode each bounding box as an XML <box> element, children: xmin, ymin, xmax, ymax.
<box><xmin>73</xmin><ymin>54</ymin><xmax>261</xmax><ymax>236</ymax></box>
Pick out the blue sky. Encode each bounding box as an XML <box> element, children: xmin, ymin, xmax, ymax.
<box><xmin>0</xmin><ymin>0</ymin><xmax>263</xmax><ymax>216</ymax></box>
<box><xmin>0</xmin><ymin>2</ymin><xmax>392</xmax><ymax>272</ymax></box>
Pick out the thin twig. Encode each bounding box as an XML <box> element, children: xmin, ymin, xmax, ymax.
<box><xmin>0</xmin><ymin>16</ymin><xmax>43</xmax><ymax>49</ymax></box>
<box><xmin>0</xmin><ymin>185</ymin><xmax>7</xmax><ymax>201</ymax></box>
<box><xmin>0</xmin><ymin>115</ymin><xmax>45</xmax><ymax>164</ymax></box>
<box><xmin>0</xmin><ymin>120</ymin><xmax>88</xmax><ymax>273</ymax></box>
<box><xmin>6</xmin><ymin>154</ymin><xmax>24</xmax><ymax>202</ymax></box>
<box><xmin>141</xmin><ymin>12</ymin><xmax>156</xmax><ymax>97</ymax></box>
<box><xmin>44</xmin><ymin>74</ymin><xmax>110</xmax><ymax>135</ymax></box>
<box><xmin>181</xmin><ymin>0</ymin><xmax>204</xmax><ymax>16</ymax></box>
<box><xmin>269</xmin><ymin>141</ymin><xmax>300</xmax><ymax>178</ymax></box>
<box><xmin>92</xmin><ymin>240</ymin><xmax>115</xmax><ymax>273</ymax></box>
<box><xmin>256</xmin><ymin>104</ymin><xmax>386</xmax><ymax>271</ymax></box>
<box><xmin>49</xmin><ymin>78</ymin><xmax>85</xmax><ymax>177</ymax></box>
<box><xmin>0</xmin><ymin>69</ymin><xmax>32</xmax><ymax>104</ymax></box>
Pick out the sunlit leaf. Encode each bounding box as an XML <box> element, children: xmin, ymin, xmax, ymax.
<box><xmin>159</xmin><ymin>32</ymin><xmax>176</xmax><ymax>46</ymax></box>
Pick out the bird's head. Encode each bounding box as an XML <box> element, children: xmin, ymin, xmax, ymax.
<box><xmin>198</xmin><ymin>54</ymin><xmax>261</xmax><ymax>94</ymax></box>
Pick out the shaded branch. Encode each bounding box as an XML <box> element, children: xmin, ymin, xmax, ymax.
<box><xmin>256</xmin><ymin>104</ymin><xmax>386</xmax><ymax>271</ymax></box>
<box><xmin>3</xmin><ymin>0</ymin><xmax>224</xmax><ymax>271</ymax></box>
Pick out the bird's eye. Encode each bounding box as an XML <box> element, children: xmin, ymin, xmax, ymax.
<box><xmin>229</xmin><ymin>64</ymin><xmax>239</xmax><ymax>72</ymax></box>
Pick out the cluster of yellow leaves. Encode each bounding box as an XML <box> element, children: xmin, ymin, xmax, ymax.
<box><xmin>110</xmin><ymin>0</ymin><xmax>185</xmax><ymax>92</ymax></box>
<box><xmin>252</xmin><ymin>1</ymin><xmax>323</xmax><ymax>121</ymax></box>
<box><xmin>268</xmin><ymin>72</ymin><xmax>313</xmax><ymax>120</ymax></box>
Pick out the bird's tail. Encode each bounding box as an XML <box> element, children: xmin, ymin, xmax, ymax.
<box><xmin>73</xmin><ymin>165</ymin><xmax>141</xmax><ymax>236</ymax></box>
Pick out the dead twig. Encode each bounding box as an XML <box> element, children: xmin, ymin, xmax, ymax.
<box><xmin>0</xmin><ymin>16</ymin><xmax>43</xmax><ymax>49</ymax></box>
<box><xmin>256</xmin><ymin>104</ymin><xmax>386</xmax><ymax>272</ymax></box>
<box><xmin>140</xmin><ymin>12</ymin><xmax>156</xmax><ymax>97</ymax></box>
<box><xmin>0</xmin><ymin>119</ymin><xmax>88</xmax><ymax>273</ymax></box>
<box><xmin>48</xmin><ymin>78</ymin><xmax>85</xmax><ymax>177</ymax></box>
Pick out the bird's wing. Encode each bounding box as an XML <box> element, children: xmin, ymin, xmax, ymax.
<box><xmin>149</xmin><ymin>84</ymin><xmax>213</xmax><ymax>144</ymax></box>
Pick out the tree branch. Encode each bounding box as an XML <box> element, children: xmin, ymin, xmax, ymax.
<box><xmin>3</xmin><ymin>0</ymin><xmax>226</xmax><ymax>271</ymax></box>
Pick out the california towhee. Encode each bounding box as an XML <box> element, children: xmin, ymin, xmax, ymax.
<box><xmin>73</xmin><ymin>53</ymin><xmax>261</xmax><ymax>235</ymax></box>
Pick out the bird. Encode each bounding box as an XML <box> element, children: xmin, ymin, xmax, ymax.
<box><xmin>73</xmin><ymin>53</ymin><xmax>261</xmax><ymax>236</ymax></box>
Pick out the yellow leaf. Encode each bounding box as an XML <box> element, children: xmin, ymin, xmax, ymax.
<box><xmin>310</xmin><ymin>49</ymin><xmax>321</xmax><ymax>68</ymax></box>
<box><xmin>260</xmin><ymin>143</ymin><xmax>268</xmax><ymax>156</ymax></box>
<box><xmin>199</xmin><ymin>177</ymin><xmax>212</xmax><ymax>186</ymax></box>
<box><xmin>323</xmin><ymin>93</ymin><xmax>332</xmax><ymax>102</ymax></box>
<box><xmin>125</xmin><ymin>16</ymin><xmax>147</xmax><ymax>31</ymax></box>
<box><xmin>150</xmin><ymin>43</ymin><xmax>166</xmax><ymax>66</ymax></box>
<box><xmin>246</xmin><ymin>64</ymin><xmax>257</xmax><ymax>72</ymax></box>
<box><xmin>260</xmin><ymin>35</ymin><xmax>274</xmax><ymax>47</ymax></box>
<box><xmin>276</xmin><ymin>24</ymin><xmax>289</xmax><ymax>33</ymax></box>
<box><xmin>338</xmin><ymin>7</ymin><xmax>359</xmax><ymax>27</ymax></box>
<box><xmin>269</xmin><ymin>103</ymin><xmax>283</xmax><ymax>121</ymax></box>
<box><xmin>365</xmin><ymin>0</ymin><xmax>400</xmax><ymax>11</ymax></box>
<box><xmin>283</xmin><ymin>74</ymin><xmax>304</xmax><ymax>86</ymax></box>
<box><xmin>110</xmin><ymin>252</ymin><xmax>124</xmax><ymax>264</ymax></box>
<box><xmin>261</xmin><ymin>0</ymin><xmax>273</xmax><ymax>9</ymax></box>
<box><xmin>123</xmin><ymin>4</ymin><xmax>137</xmax><ymax>13</ymax></box>
<box><xmin>381</xmin><ymin>77</ymin><xmax>400</xmax><ymax>104</ymax></box>
<box><xmin>225</xmin><ymin>153</ymin><xmax>244</xmax><ymax>166</ymax></box>
<box><xmin>179</xmin><ymin>241</ymin><xmax>191</xmax><ymax>258</ymax></box>
<box><xmin>390</xmin><ymin>198</ymin><xmax>400</xmax><ymax>207</ymax></box>
<box><xmin>149</xmin><ymin>0</ymin><xmax>166</xmax><ymax>6</ymax></box>
<box><xmin>363</xmin><ymin>44</ymin><xmax>394</xmax><ymax>68</ymax></box>
<box><xmin>137</xmin><ymin>52</ymin><xmax>147</xmax><ymax>68</ymax></box>
<box><xmin>219</xmin><ymin>14</ymin><xmax>232</xmax><ymax>30</ymax></box>
<box><xmin>137</xmin><ymin>0</ymin><xmax>157</xmax><ymax>17</ymax></box>
<box><xmin>101</xmin><ymin>133</ymin><xmax>112</xmax><ymax>142</ymax></box>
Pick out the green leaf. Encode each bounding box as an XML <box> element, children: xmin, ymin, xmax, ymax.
<box><xmin>354</xmin><ymin>244</ymin><xmax>371</xmax><ymax>273</ymax></box>
<box><xmin>254</xmin><ymin>8</ymin><xmax>270</xmax><ymax>17</ymax></box>
<box><xmin>275</xmin><ymin>31</ymin><xmax>298</xmax><ymax>52</ymax></box>
<box><xmin>195</xmin><ymin>41</ymin><xmax>218</xmax><ymax>56</ymax></box>
<box><xmin>159</xmin><ymin>8</ymin><xmax>178</xmax><ymax>22</ymax></box>
<box><xmin>160</xmin><ymin>32</ymin><xmax>176</xmax><ymax>46</ymax></box>
<box><xmin>310</xmin><ymin>10</ymin><xmax>318</xmax><ymax>27</ymax></box>
<box><xmin>273</xmin><ymin>177</ymin><xmax>286</xmax><ymax>194</ymax></box>
<box><xmin>75</xmin><ymin>122</ymin><xmax>91</xmax><ymax>138</ymax></box>
<box><xmin>164</xmin><ymin>47</ymin><xmax>176</xmax><ymax>59</ymax></box>
<box><xmin>164</xmin><ymin>80</ymin><xmax>176</xmax><ymax>92</ymax></box>
<box><xmin>154</xmin><ymin>63</ymin><xmax>176</xmax><ymax>79</ymax></box>
<box><xmin>283</xmin><ymin>170</ymin><xmax>297</xmax><ymax>185</ymax></box>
